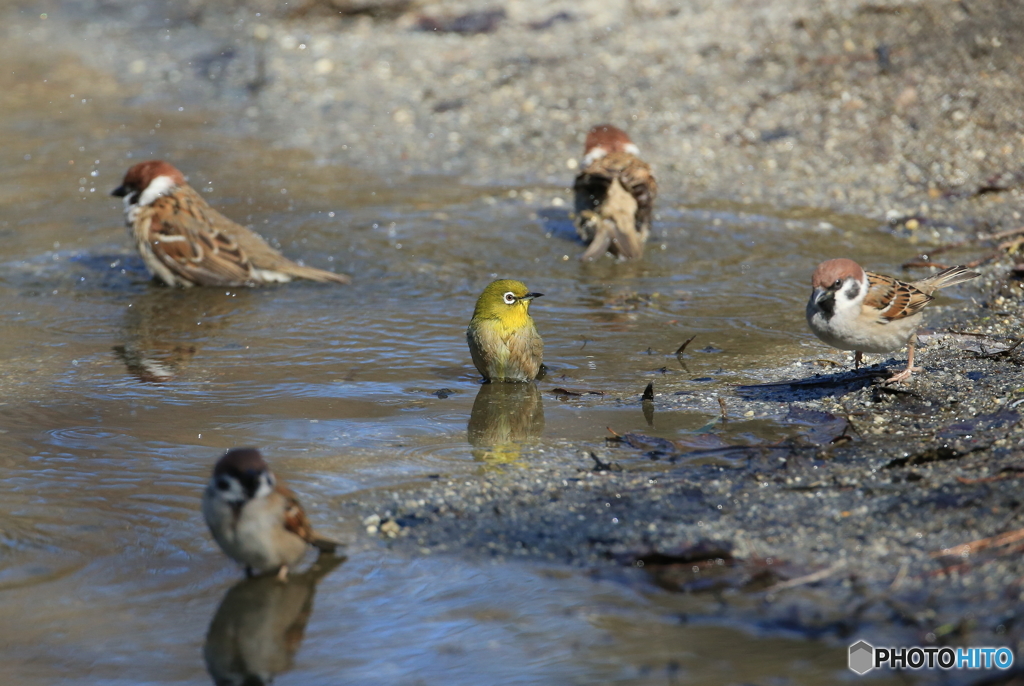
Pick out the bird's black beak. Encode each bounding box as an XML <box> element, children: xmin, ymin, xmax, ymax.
<box><xmin>812</xmin><ymin>287</ymin><xmax>833</xmax><ymax>306</ymax></box>
<box><xmin>522</xmin><ymin>292</ymin><xmax>543</xmax><ymax>301</ymax></box>
<box><xmin>110</xmin><ymin>185</ymin><xmax>128</xmax><ymax>198</ymax></box>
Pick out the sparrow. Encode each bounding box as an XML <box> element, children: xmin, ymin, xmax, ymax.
<box><xmin>806</xmin><ymin>258</ymin><xmax>979</xmax><ymax>383</ymax></box>
<box><xmin>111</xmin><ymin>160</ymin><xmax>350</xmax><ymax>287</ymax></box>
<box><xmin>466</xmin><ymin>279</ymin><xmax>544</xmax><ymax>383</ymax></box>
<box><xmin>202</xmin><ymin>448</ymin><xmax>340</xmax><ymax>580</ymax></box>
<box><xmin>573</xmin><ymin>124</ymin><xmax>657</xmax><ymax>260</ymax></box>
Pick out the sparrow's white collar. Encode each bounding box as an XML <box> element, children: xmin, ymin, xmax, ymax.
<box><xmin>137</xmin><ymin>174</ymin><xmax>178</xmax><ymax>206</ymax></box>
<box><xmin>582</xmin><ymin>142</ymin><xmax>639</xmax><ymax>167</ymax></box>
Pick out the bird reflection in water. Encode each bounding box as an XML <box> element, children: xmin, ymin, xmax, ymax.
<box><xmin>467</xmin><ymin>383</ymin><xmax>545</xmax><ymax>464</ymax></box>
<box><xmin>203</xmin><ymin>552</ymin><xmax>345</xmax><ymax>686</ymax></box>
<box><xmin>113</xmin><ymin>289</ymin><xmax>249</xmax><ymax>382</ymax></box>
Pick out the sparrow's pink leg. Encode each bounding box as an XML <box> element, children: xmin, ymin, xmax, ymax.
<box><xmin>276</xmin><ymin>565</ymin><xmax>290</xmax><ymax>583</ymax></box>
<box><xmin>885</xmin><ymin>342</ymin><xmax>923</xmax><ymax>384</ymax></box>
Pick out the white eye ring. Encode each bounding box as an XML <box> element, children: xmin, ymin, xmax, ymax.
<box><xmin>502</xmin><ymin>292</ymin><xmax>517</xmax><ymax>305</ymax></box>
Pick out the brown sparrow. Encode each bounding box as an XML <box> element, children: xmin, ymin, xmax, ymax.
<box><xmin>573</xmin><ymin>124</ymin><xmax>657</xmax><ymax>260</ymax></box>
<box><xmin>202</xmin><ymin>448</ymin><xmax>339</xmax><ymax>580</ymax></box>
<box><xmin>111</xmin><ymin>160</ymin><xmax>350</xmax><ymax>287</ymax></box>
<box><xmin>806</xmin><ymin>258</ymin><xmax>979</xmax><ymax>383</ymax></box>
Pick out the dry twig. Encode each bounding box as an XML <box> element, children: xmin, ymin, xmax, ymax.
<box><xmin>674</xmin><ymin>335</ymin><xmax>697</xmax><ymax>356</ymax></box>
<box><xmin>932</xmin><ymin>527</ymin><xmax>1024</xmax><ymax>558</ymax></box>
<box><xmin>765</xmin><ymin>560</ymin><xmax>846</xmax><ymax>592</ymax></box>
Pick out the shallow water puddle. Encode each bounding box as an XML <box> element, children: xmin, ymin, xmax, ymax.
<box><xmin>0</xmin><ymin>37</ymin><xmax>942</xmax><ymax>684</ymax></box>
<box><xmin>2</xmin><ymin>551</ymin><xmax>908</xmax><ymax>685</ymax></box>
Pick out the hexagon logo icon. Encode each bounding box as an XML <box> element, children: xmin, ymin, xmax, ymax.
<box><xmin>849</xmin><ymin>640</ymin><xmax>874</xmax><ymax>675</ymax></box>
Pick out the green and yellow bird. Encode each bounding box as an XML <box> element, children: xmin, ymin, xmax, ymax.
<box><xmin>466</xmin><ymin>279</ymin><xmax>544</xmax><ymax>383</ymax></box>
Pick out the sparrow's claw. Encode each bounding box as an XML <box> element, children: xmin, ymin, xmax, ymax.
<box><xmin>884</xmin><ymin>341</ymin><xmax>924</xmax><ymax>384</ymax></box>
<box><xmin>276</xmin><ymin>565</ymin><xmax>290</xmax><ymax>583</ymax></box>
<box><xmin>884</xmin><ymin>366</ymin><xmax>923</xmax><ymax>384</ymax></box>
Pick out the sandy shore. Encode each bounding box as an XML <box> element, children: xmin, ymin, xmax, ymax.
<box><xmin>18</xmin><ymin>0</ymin><xmax>1024</xmax><ymax>230</ymax></box>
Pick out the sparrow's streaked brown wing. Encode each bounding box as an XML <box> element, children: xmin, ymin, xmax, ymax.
<box><xmin>177</xmin><ymin>187</ymin><xmax>350</xmax><ymax>284</ymax></box>
<box><xmin>619</xmin><ymin>154</ymin><xmax>657</xmax><ymax>234</ymax></box>
<box><xmin>123</xmin><ymin>171</ymin><xmax>349</xmax><ymax>286</ymax></box>
<box><xmin>201</xmin><ymin>204</ymin><xmax>302</xmax><ymax>272</ymax></box>
<box><xmin>574</xmin><ymin>152</ymin><xmax>656</xmax><ymax>259</ymax></box>
<box><xmin>278</xmin><ymin>485</ymin><xmax>339</xmax><ymax>553</ymax></box>
<box><xmin>143</xmin><ymin>197</ymin><xmax>257</xmax><ymax>286</ymax></box>
<box><xmin>864</xmin><ymin>272</ymin><xmax>934</xmax><ymax>321</ymax></box>
<box><xmin>188</xmin><ymin>194</ymin><xmax>352</xmax><ymax>282</ymax></box>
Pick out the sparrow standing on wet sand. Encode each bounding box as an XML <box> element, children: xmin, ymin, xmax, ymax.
<box><xmin>467</xmin><ymin>279</ymin><xmax>544</xmax><ymax>383</ymax></box>
<box><xmin>112</xmin><ymin>160</ymin><xmax>350</xmax><ymax>287</ymax></box>
<box><xmin>573</xmin><ymin>124</ymin><xmax>657</xmax><ymax>261</ymax></box>
<box><xmin>806</xmin><ymin>258</ymin><xmax>979</xmax><ymax>383</ymax></box>
<box><xmin>202</xmin><ymin>448</ymin><xmax>340</xmax><ymax>580</ymax></box>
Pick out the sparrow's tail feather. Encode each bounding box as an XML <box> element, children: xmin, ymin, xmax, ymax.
<box><xmin>604</xmin><ymin>177</ymin><xmax>644</xmax><ymax>259</ymax></box>
<box><xmin>580</xmin><ymin>222</ymin><xmax>614</xmax><ymax>261</ymax></box>
<box><xmin>311</xmin><ymin>535</ymin><xmax>341</xmax><ymax>554</ymax></box>
<box><xmin>611</xmin><ymin>218</ymin><xmax>644</xmax><ymax>260</ymax></box>
<box><xmin>220</xmin><ymin>219</ymin><xmax>351</xmax><ymax>284</ymax></box>
<box><xmin>913</xmin><ymin>265</ymin><xmax>980</xmax><ymax>294</ymax></box>
<box><xmin>280</xmin><ymin>263</ymin><xmax>352</xmax><ymax>284</ymax></box>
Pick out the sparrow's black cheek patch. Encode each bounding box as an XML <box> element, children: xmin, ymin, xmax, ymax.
<box><xmin>844</xmin><ymin>282</ymin><xmax>860</xmax><ymax>300</ymax></box>
<box><xmin>244</xmin><ymin>478</ymin><xmax>261</xmax><ymax>499</ymax></box>
<box><xmin>817</xmin><ymin>296</ymin><xmax>835</xmax><ymax>319</ymax></box>
<box><xmin>230</xmin><ymin>469</ymin><xmax>261</xmax><ymax>499</ymax></box>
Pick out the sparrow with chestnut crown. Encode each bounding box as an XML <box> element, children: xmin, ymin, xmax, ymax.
<box><xmin>573</xmin><ymin>124</ymin><xmax>657</xmax><ymax>261</ymax></box>
<box><xmin>202</xmin><ymin>448</ymin><xmax>339</xmax><ymax>580</ymax></box>
<box><xmin>112</xmin><ymin>160</ymin><xmax>349</xmax><ymax>287</ymax></box>
<box><xmin>806</xmin><ymin>258</ymin><xmax>978</xmax><ymax>383</ymax></box>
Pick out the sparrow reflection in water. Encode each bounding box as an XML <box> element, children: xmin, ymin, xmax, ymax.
<box><xmin>113</xmin><ymin>288</ymin><xmax>248</xmax><ymax>382</ymax></box>
<box><xmin>204</xmin><ymin>553</ymin><xmax>345</xmax><ymax>686</ymax></box>
<box><xmin>467</xmin><ymin>383</ymin><xmax>545</xmax><ymax>463</ymax></box>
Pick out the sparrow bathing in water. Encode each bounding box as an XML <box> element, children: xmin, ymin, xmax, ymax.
<box><xmin>112</xmin><ymin>160</ymin><xmax>350</xmax><ymax>287</ymax></box>
<box><xmin>806</xmin><ymin>258</ymin><xmax>979</xmax><ymax>383</ymax></box>
<box><xmin>467</xmin><ymin>279</ymin><xmax>544</xmax><ymax>383</ymax></box>
<box><xmin>573</xmin><ymin>124</ymin><xmax>657</xmax><ymax>260</ymax></box>
<box><xmin>202</xmin><ymin>448</ymin><xmax>340</xmax><ymax>580</ymax></box>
